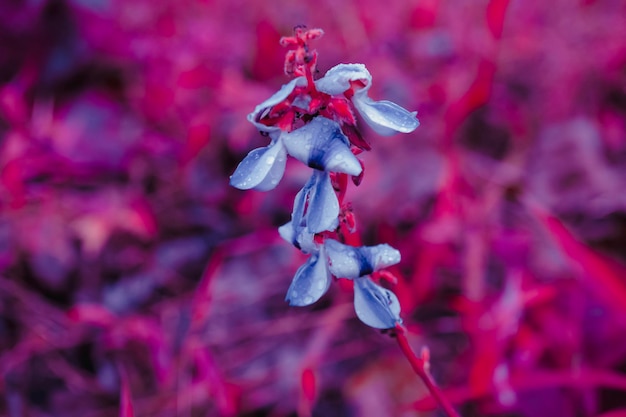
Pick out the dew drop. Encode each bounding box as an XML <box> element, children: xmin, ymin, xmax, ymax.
<box><xmin>266</xmin><ymin>156</ymin><xmax>275</xmax><ymax>164</ymax></box>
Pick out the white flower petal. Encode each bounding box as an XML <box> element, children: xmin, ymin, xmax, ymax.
<box><xmin>278</xmin><ymin>221</ymin><xmax>316</xmax><ymax>253</ymax></box>
<box><xmin>278</xmin><ymin>222</ymin><xmax>295</xmax><ymax>245</ymax></box>
<box><xmin>229</xmin><ymin>138</ymin><xmax>287</xmax><ymax>191</ymax></box>
<box><xmin>325</xmin><ymin>240</ymin><xmax>401</xmax><ymax>278</ymax></box>
<box><xmin>306</xmin><ymin>171</ymin><xmax>339</xmax><ymax>233</ymax></box>
<box><xmin>362</xmin><ymin>244</ymin><xmax>401</xmax><ymax>270</ymax></box>
<box><xmin>247</xmin><ymin>77</ymin><xmax>307</xmax><ymax>132</ymax></box>
<box><xmin>324</xmin><ymin>239</ymin><xmax>364</xmax><ymax>279</ymax></box>
<box><xmin>315</xmin><ymin>63</ymin><xmax>372</xmax><ymax>95</ymax></box>
<box><xmin>279</xmin><ymin>177</ymin><xmax>316</xmax><ymax>250</ymax></box>
<box><xmin>291</xmin><ymin>178</ymin><xmax>310</xmax><ymax>229</ymax></box>
<box><xmin>285</xmin><ymin>248</ymin><xmax>331</xmax><ymax>306</ymax></box>
<box><xmin>282</xmin><ymin>118</ymin><xmax>362</xmax><ymax>175</ymax></box>
<box><xmin>353</xmin><ymin>277</ymin><xmax>402</xmax><ymax>329</ymax></box>
<box><xmin>353</xmin><ymin>92</ymin><xmax>419</xmax><ymax>136</ymax></box>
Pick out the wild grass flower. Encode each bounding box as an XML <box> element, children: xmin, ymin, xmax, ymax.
<box><xmin>230</xmin><ymin>26</ymin><xmax>463</xmax><ymax>417</ymax></box>
<box><xmin>230</xmin><ymin>26</ymin><xmax>417</xmax><ymax>329</ymax></box>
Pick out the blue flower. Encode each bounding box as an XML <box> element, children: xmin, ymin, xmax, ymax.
<box><xmin>233</xmin><ymin>60</ymin><xmax>413</xmax><ymax>329</ymax></box>
<box><xmin>246</xmin><ymin>63</ymin><xmax>419</xmax><ymax>137</ymax></box>
<box><xmin>284</xmin><ymin>245</ymin><xmax>331</xmax><ymax>307</ymax></box>
<box><xmin>281</xmin><ymin>117</ymin><xmax>361</xmax><ymax>175</ymax></box>
<box><xmin>325</xmin><ymin>239</ymin><xmax>402</xmax><ymax>328</ymax></box>
<box><xmin>353</xmin><ymin>276</ymin><xmax>402</xmax><ymax>329</ymax></box>
<box><xmin>324</xmin><ymin>239</ymin><xmax>401</xmax><ymax>278</ymax></box>
<box><xmin>229</xmin><ymin>131</ymin><xmax>288</xmax><ymax>191</ymax></box>
<box><xmin>316</xmin><ymin>64</ymin><xmax>420</xmax><ymax>136</ymax></box>
<box><xmin>230</xmin><ymin>117</ymin><xmax>361</xmax><ymax>191</ymax></box>
<box><xmin>247</xmin><ymin>77</ymin><xmax>307</xmax><ymax>133</ymax></box>
<box><xmin>281</xmin><ymin>237</ymin><xmax>403</xmax><ymax>329</ymax></box>
<box><xmin>279</xmin><ymin>170</ymin><xmax>339</xmax><ymax>241</ymax></box>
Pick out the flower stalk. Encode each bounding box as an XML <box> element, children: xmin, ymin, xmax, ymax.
<box><xmin>231</xmin><ymin>25</ymin><xmax>458</xmax><ymax>416</ymax></box>
<box><xmin>394</xmin><ymin>324</ymin><xmax>462</xmax><ymax>417</ymax></box>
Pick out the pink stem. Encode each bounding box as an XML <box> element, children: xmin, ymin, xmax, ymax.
<box><xmin>395</xmin><ymin>325</ymin><xmax>462</xmax><ymax>417</ymax></box>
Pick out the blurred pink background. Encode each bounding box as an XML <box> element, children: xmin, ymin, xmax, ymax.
<box><xmin>1</xmin><ymin>0</ymin><xmax>626</xmax><ymax>416</ymax></box>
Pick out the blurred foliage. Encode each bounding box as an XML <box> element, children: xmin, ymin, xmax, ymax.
<box><xmin>1</xmin><ymin>0</ymin><xmax>626</xmax><ymax>416</ymax></box>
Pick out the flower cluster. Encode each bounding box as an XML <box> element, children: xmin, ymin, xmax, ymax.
<box><xmin>230</xmin><ymin>27</ymin><xmax>419</xmax><ymax>329</ymax></box>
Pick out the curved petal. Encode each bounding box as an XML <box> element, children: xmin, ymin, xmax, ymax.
<box><xmin>280</xmin><ymin>176</ymin><xmax>318</xmax><ymax>251</ymax></box>
<box><xmin>325</xmin><ymin>240</ymin><xmax>401</xmax><ymax>278</ymax></box>
<box><xmin>324</xmin><ymin>239</ymin><xmax>367</xmax><ymax>279</ymax></box>
<box><xmin>315</xmin><ymin>63</ymin><xmax>372</xmax><ymax>95</ymax></box>
<box><xmin>229</xmin><ymin>137</ymin><xmax>287</xmax><ymax>191</ymax></box>
<box><xmin>306</xmin><ymin>171</ymin><xmax>339</xmax><ymax>233</ymax></box>
<box><xmin>362</xmin><ymin>244</ymin><xmax>401</xmax><ymax>270</ymax></box>
<box><xmin>247</xmin><ymin>77</ymin><xmax>307</xmax><ymax>132</ymax></box>
<box><xmin>353</xmin><ymin>277</ymin><xmax>402</xmax><ymax>329</ymax></box>
<box><xmin>279</xmin><ymin>172</ymin><xmax>337</xmax><ymax>244</ymax></box>
<box><xmin>282</xmin><ymin>117</ymin><xmax>362</xmax><ymax>176</ymax></box>
<box><xmin>353</xmin><ymin>92</ymin><xmax>419</xmax><ymax>136</ymax></box>
<box><xmin>290</xmin><ymin>176</ymin><xmax>312</xmax><ymax>231</ymax></box>
<box><xmin>285</xmin><ymin>248</ymin><xmax>331</xmax><ymax>306</ymax></box>
<box><xmin>278</xmin><ymin>221</ymin><xmax>316</xmax><ymax>254</ymax></box>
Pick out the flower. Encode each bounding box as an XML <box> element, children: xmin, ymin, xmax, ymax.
<box><xmin>230</xmin><ymin>117</ymin><xmax>362</xmax><ymax>191</ymax></box>
<box><xmin>246</xmin><ymin>63</ymin><xmax>419</xmax><ymax>137</ymax></box>
<box><xmin>247</xmin><ymin>77</ymin><xmax>307</xmax><ymax>133</ymax></box>
<box><xmin>316</xmin><ymin>64</ymin><xmax>420</xmax><ymax>136</ymax></box>
<box><xmin>228</xmin><ymin>131</ymin><xmax>287</xmax><ymax>191</ymax></box>
<box><xmin>231</xmin><ymin>46</ymin><xmax>415</xmax><ymax>329</ymax></box>
<box><xmin>353</xmin><ymin>276</ymin><xmax>402</xmax><ymax>329</ymax></box>
<box><xmin>281</xmin><ymin>117</ymin><xmax>361</xmax><ymax>174</ymax></box>
<box><xmin>324</xmin><ymin>238</ymin><xmax>401</xmax><ymax>278</ymax></box>
<box><xmin>281</xmin><ymin>237</ymin><xmax>403</xmax><ymax>329</ymax></box>
<box><xmin>231</xmin><ymin>61</ymin><xmax>418</xmax><ymax>191</ymax></box>
<box><xmin>284</xmin><ymin>245</ymin><xmax>331</xmax><ymax>307</ymax></box>
<box><xmin>284</xmin><ymin>170</ymin><xmax>340</xmax><ymax>236</ymax></box>
<box><xmin>325</xmin><ymin>239</ymin><xmax>403</xmax><ymax>329</ymax></box>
